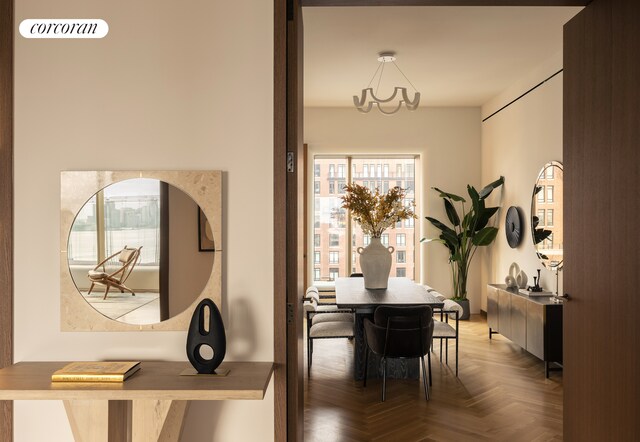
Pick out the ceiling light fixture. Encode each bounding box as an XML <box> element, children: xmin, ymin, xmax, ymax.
<box><xmin>353</xmin><ymin>52</ymin><xmax>420</xmax><ymax>116</ymax></box>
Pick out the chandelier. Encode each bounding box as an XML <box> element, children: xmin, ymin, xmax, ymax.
<box><xmin>353</xmin><ymin>52</ymin><xmax>420</xmax><ymax>115</ymax></box>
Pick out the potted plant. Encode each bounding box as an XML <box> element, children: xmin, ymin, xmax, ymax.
<box><xmin>421</xmin><ymin>177</ymin><xmax>504</xmax><ymax>319</ymax></box>
<box><xmin>340</xmin><ymin>184</ymin><xmax>416</xmax><ymax>289</ymax></box>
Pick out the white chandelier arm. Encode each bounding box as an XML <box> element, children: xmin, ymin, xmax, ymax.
<box><xmin>353</xmin><ymin>89</ymin><xmax>369</xmax><ymax>108</ymax></box>
<box><xmin>402</xmin><ymin>89</ymin><xmax>421</xmax><ymax>110</ymax></box>
<box><xmin>374</xmin><ymin>101</ymin><xmax>403</xmax><ymax>116</ymax></box>
<box><xmin>369</xmin><ymin>87</ymin><xmax>403</xmax><ymax>104</ymax></box>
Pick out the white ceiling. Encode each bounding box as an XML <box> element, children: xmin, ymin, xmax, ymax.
<box><xmin>303</xmin><ymin>6</ymin><xmax>582</xmax><ymax>107</ymax></box>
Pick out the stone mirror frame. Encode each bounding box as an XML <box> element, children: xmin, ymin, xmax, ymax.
<box><xmin>60</xmin><ymin>171</ymin><xmax>222</xmax><ymax>331</ymax></box>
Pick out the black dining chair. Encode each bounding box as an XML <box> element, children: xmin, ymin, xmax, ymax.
<box><xmin>363</xmin><ymin>305</ymin><xmax>434</xmax><ymax>401</ymax></box>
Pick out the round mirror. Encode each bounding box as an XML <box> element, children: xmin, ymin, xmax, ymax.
<box><xmin>67</xmin><ymin>178</ymin><xmax>215</xmax><ymax>325</ymax></box>
<box><xmin>531</xmin><ymin>161</ymin><xmax>563</xmax><ymax>269</ymax></box>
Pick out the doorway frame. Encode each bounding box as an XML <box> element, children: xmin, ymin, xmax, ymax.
<box><xmin>273</xmin><ymin>1</ymin><xmax>591</xmax><ymax>441</ymax></box>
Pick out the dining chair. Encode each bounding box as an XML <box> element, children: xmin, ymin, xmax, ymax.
<box><xmin>424</xmin><ymin>287</ymin><xmax>462</xmax><ymax>377</ymax></box>
<box><xmin>363</xmin><ymin>305</ymin><xmax>434</xmax><ymax>401</ymax></box>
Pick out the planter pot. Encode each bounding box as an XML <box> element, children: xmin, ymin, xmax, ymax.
<box><xmin>453</xmin><ymin>299</ymin><xmax>470</xmax><ymax>320</ymax></box>
<box><xmin>357</xmin><ymin>237</ymin><xmax>394</xmax><ymax>289</ymax></box>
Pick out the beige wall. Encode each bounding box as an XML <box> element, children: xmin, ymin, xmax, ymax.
<box><xmin>305</xmin><ymin>107</ymin><xmax>485</xmax><ymax>312</ymax></box>
<box><xmin>480</xmin><ymin>53</ymin><xmax>564</xmax><ymax>311</ymax></box>
<box><xmin>14</xmin><ymin>1</ymin><xmax>274</xmax><ymax>441</ymax></box>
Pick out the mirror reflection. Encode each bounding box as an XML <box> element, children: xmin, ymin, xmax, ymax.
<box><xmin>68</xmin><ymin>178</ymin><xmax>214</xmax><ymax>325</ymax></box>
<box><xmin>531</xmin><ymin>161</ymin><xmax>563</xmax><ymax>269</ymax></box>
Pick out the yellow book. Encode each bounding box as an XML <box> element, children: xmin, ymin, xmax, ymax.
<box><xmin>51</xmin><ymin>361</ymin><xmax>141</xmax><ymax>383</ymax></box>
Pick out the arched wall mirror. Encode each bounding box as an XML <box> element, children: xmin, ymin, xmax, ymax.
<box><xmin>531</xmin><ymin>161</ymin><xmax>563</xmax><ymax>270</ymax></box>
<box><xmin>60</xmin><ymin>171</ymin><xmax>222</xmax><ymax>331</ymax></box>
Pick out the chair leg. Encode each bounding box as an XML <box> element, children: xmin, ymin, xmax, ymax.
<box><xmin>428</xmin><ymin>351</ymin><xmax>432</xmax><ymax>386</ymax></box>
<box><xmin>455</xmin><ymin>337</ymin><xmax>459</xmax><ymax>377</ymax></box>
<box><xmin>439</xmin><ymin>338</ymin><xmax>442</xmax><ymax>358</ymax></box>
<box><xmin>445</xmin><ymin>338</ymin><xmax>449</xmax><ymax>365</ymax></box>
<box><xmin>381</xmin><ymin>358</ymin><xmax>387</xmax><ymax>402</ymax></box>
<box><xmin>102</xmin><ymin>285</ymin><xmax>111</xmax><ymax>300</ymax></box>
<box><xmin>307</xmin><ymin>337</ymin><xmax>311</xmax><ymax>376</ymax></box>
<box><xmin>363</xmin><ymin>347</ymin><xmax>369</xmax><ymax>387</ymax></box>
<box><xmin>421</xmin><ymin>356</ymin><xmax>430</xmax><ymax>400</ymax></box>
<box><xmin>88</xmin><ymin>283</ymin><xmax>95</xmax><ymax>295</ymax></box>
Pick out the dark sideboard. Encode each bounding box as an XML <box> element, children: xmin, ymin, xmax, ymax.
<box><xmin>487</xmin><ymin>284</ymin><xmax>563</xmax><ymax>377</ymax></box>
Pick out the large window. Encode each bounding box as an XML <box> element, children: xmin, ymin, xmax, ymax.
<box><xmin>68</xmin><ymin>179</ymin><xmax>161</xmax><ymax>266</ymax></box>
<box><xmin>312</xmin><ymin>156</ymin><xmax>417</xmax><ymax>285</ymax></box>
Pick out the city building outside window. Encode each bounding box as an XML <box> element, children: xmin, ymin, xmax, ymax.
<box><xmin>547</xmin><ymin>185</ymin><xmax>554</xmax><ymax>202</ymax></box>
<box><xmin>538</xmin><ymin>209</ymin><xmax>545</xmax><ymax>225</ymax></box>
<box><xmin>312</xmin><ymin>156</ymin><xmax>417</xmax><ymax>285</ymax></box>
<box><xmin>396</xmin><ymin>268</ymin><xmax>406</xmax><ymax>277</ymax></box>
<box><xmin>547</xmin><ymin>209</ymin><xmax>554</xmax><ymax>226</ymax></box>
<box><xmin>538</xmin><ymin>186</ymin><xmax>545</xmax><ymax>203</ymax></box>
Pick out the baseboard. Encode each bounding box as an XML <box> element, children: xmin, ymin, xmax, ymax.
<box><xmin>480</xmin><ymin>310</ymin><xmax>487</xmax><ymax>318</ymax></box>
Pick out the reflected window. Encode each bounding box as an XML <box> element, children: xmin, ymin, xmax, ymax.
<box><xmin>547</xmin><ymin>209</ymin><xmax>554</xmax><ymax>227</ymax></box>
<box><xmin>547</xmin><ymin>185</ymin><xmax>554</xmax><ymax>203</ymax></box>
<box><xmin>537</xmin><ymin>186</ymin><xmax>545</xmax><ymax>203</ymax></box>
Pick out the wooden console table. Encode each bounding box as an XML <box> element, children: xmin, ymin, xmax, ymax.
<box><xmin>0</xmin><ymin>361</ymin><xmax>274</xmax><ymax>442</ymax></box>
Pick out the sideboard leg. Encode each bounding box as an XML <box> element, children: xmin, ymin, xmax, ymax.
<box><xmin>132</xmin><ymin>399</ymin><xmax>190</xmax><ymax>442</ymax></box>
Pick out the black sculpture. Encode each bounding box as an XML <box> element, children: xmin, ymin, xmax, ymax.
<box><xmin>186</xmin><ymin>298</ymin><xmax>226</xmax><ymax>374</ymax></box>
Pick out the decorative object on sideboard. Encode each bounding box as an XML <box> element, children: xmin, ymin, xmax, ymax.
<box><xmin>353</xmin><ymin>52</ymin><xmax>420</xmax><ymax>115</ymax></box>
<box><xmin>505</xmin><ymin>206</ymin><xmax>524</xmax><ymax>248</ymax></box>
<box><xmin>422</xmin><ymin>177</ymin><xmax>504</xmax><ymax>318</ymax></box>
<box><xmin>527</xmin><ymin>269</ymin><xmax>544</xmax><ymax>292</ymax></box>
<box><xmin>506</xmin><ymin>262</ymin><xmax>528</xmax><ymax>289</ymax></box>
<box><xmin>340</xmin><ymin>183</ymin><xmax>416</xmax><ymax>289</ymax></box>
<box><xmin>186</xmin><ymin>298</ymin><xmax>226</xmax><ymax>374</ymax></box>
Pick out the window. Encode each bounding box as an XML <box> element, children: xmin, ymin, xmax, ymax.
<box><xmin>69</xmin><ymin>179</ymin><xmax>161</xmax><ymax>266</ymax></box>
<box><xmin>396</xmin><ymin>268</ymin><xmax>406</xmax><ymax>277</ymax></box>
<box><xmin>312</xmin><ymin>156</ymin><xmax>417</xmax><ymax>285</ymax></box>
<box><xmin>546</xmin><ymin>209</ymin><xmax>554</xmax><ymax>227</ymax></box>
<box><xmin>537</xmin><ymin>186</ymin><xmax>545</xmax><ymax>203</ymax></box>
<box><xmin>547</xmin><ymin>185</ymin><xmax>554</xmax><ymax>202</ymax></box>
<box><xmin>404</xmin><ymin>218</ymin><xmax>414</xmax><ymax>228</ymax></box>
<box><xmin>546</xmin><ymin>167</ymin><xmax>554</xmax><ymax>179</ymax></box>
<box><xmin>405</xmin><ymin>179</ymin><xmax>414</xmax><ymax>192</ymax></box>
<box><xmin>537</xmin><ymin>209</ymin><xmax>545</xmax><ymax>226</ymax></box>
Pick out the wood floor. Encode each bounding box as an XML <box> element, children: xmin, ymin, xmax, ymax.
<box><xmin>304</xmin><ymin>315</ymin><xmax>563</xmax><ymax>441</ymax></box>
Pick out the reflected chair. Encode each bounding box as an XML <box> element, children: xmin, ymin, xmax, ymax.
<box><xmin>364</xmin><ymin>305</ymin><xmax>434</xmax><ymax>401</ymax></box>
<box><xmin>87</xmin><ymin>246</ymin><xmax>142</xmax><ymax>300</ymax></box>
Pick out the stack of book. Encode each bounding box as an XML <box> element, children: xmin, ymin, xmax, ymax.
<box><xmin>51</xmin><ymin>361</ymin><xmax>141</xmax><ymax>382</ymax></box>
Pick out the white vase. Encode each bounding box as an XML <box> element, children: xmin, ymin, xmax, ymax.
<box><xmin>357</xmin><ymin>237</ymin><xmax>394</xmax><ymax>289</ymax></box>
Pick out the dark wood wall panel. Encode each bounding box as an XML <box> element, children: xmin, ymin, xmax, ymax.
<box><xmin>564</xmin><ymin>0</ymin><xmax>639</xmax><ymax>439</ymax></box>
<box><xmin>0</xmin><ymin>0</ymin><xmax>13</xmax><ymax>438</ymax></box>
<box><xmin>274</xmin><ymin>0</ymin><xmax>288</xmax><ymax>440</ymax></box>
<box><xmin>302</xmin><ymin>1</ymin><xmax>589</xmax><ymax>6</ymax></box>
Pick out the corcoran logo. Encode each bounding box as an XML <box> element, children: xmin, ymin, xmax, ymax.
<box><xmin>19</xmin><ymin>19</ymin><xmax>109</xmax><ymax>39</ymax></box>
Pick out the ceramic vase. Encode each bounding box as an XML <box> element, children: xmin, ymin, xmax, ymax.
<box><xmin>357</xmin><ymin>237</ymin><xmax>394</xmax><ymax>289</ymax></box>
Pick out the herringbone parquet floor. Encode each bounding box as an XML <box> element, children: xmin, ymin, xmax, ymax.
<box><xmin>304</xmin><ymin>315</ymin><xmax>563</xmax><ymax>442</ymax></box>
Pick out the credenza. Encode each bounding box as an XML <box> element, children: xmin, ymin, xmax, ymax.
<box><xmin>0</xmin><ymin>361</ymin><xmax>274</xmax><ymax>441</ymax></box>
<box><xmin>487</xmin><ymin>284</ymin><xmax>562</xmax><ymax>377</ymax></box>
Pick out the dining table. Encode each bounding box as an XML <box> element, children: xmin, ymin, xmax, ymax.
<box><xmin>335</xmin><ymin>277</ymin><xmax>444</xmax><ymax>381</ymax></box>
